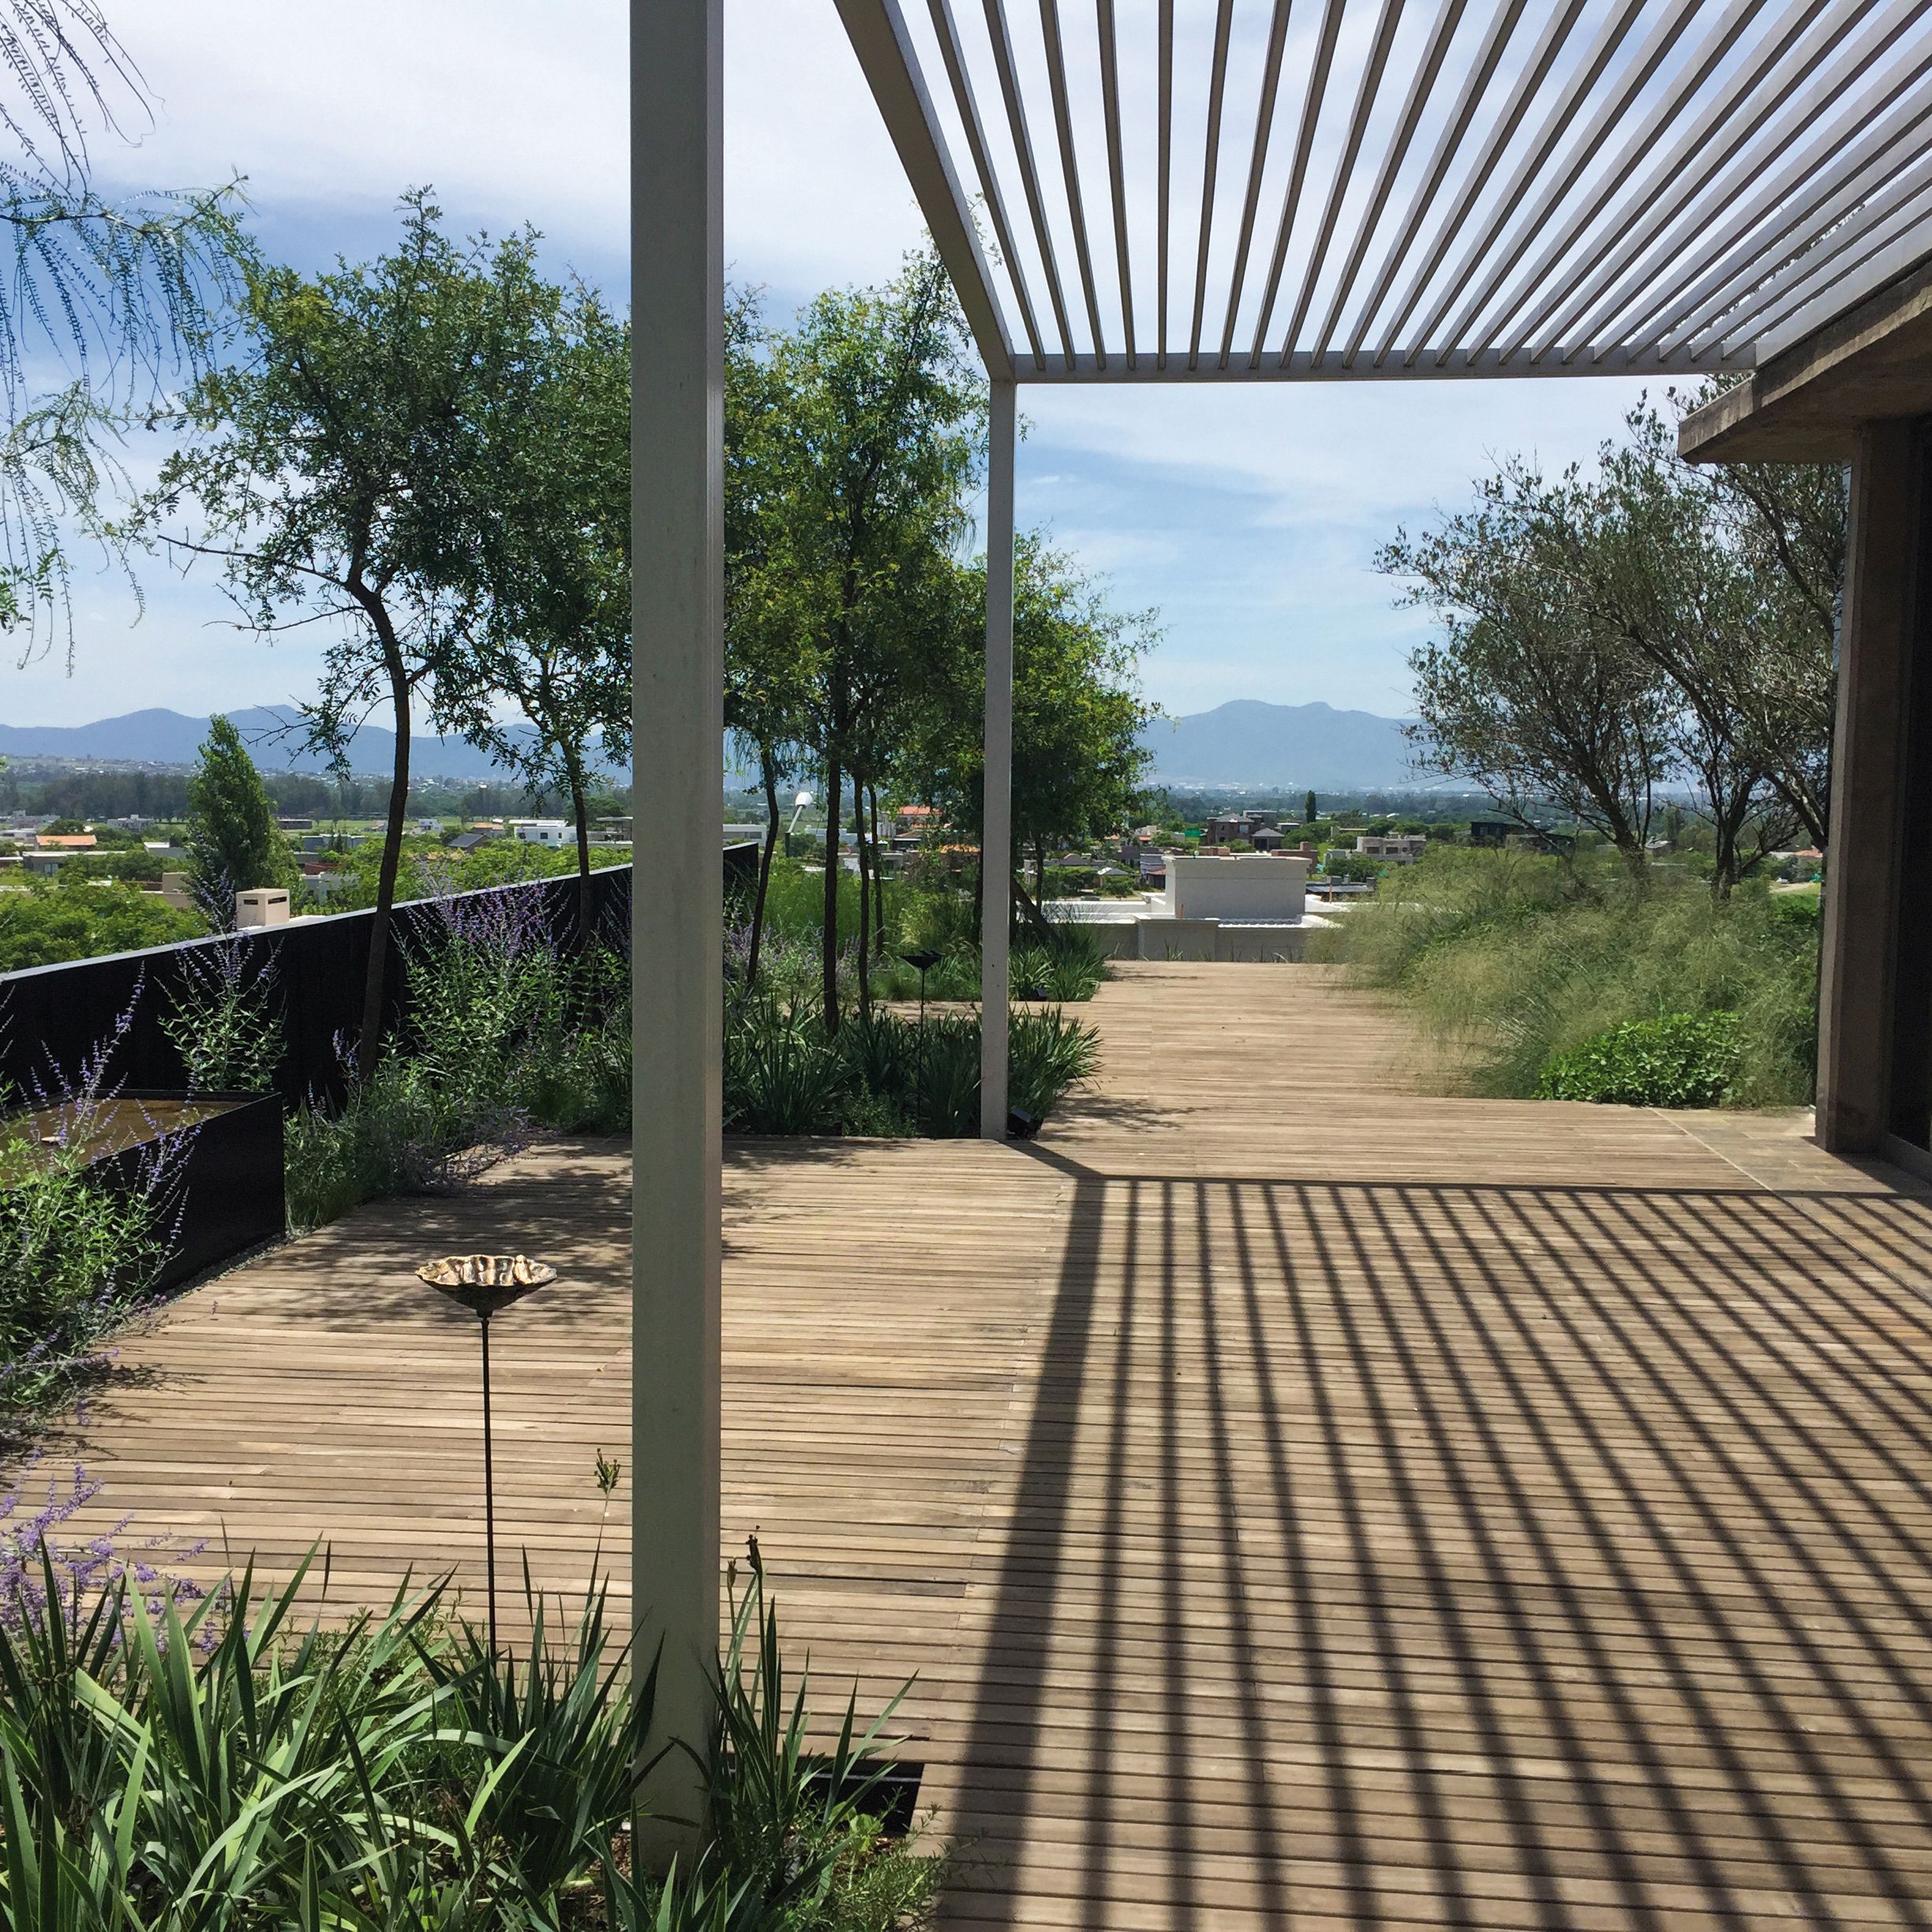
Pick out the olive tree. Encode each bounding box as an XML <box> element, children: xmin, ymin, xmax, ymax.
<box><xmin>134</xmin><ymin>193</ymin><xmax>553</xmax><ymax>1074</ymax></box>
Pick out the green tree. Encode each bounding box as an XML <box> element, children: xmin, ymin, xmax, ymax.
<box><xmin>922</xmin><ymin>537</ymin><xmax>1159</xmax><ymax>915</ymax></box>
<box><xmin>1383</xmin><ymin>474</ymin><xmax>1675</xmax><ymax>874</ymax></box>
<box><xmin>1387</xmin><ymin>399</ymin><xmax>1842</xmax><ymax>894</ymax></box>
<box><xmin>732</xmin><ymin>252</ymin><xmax>984</xmax><ymax>1026</ymax></box>
<box><xmin>724</xmin><ymin>290</ymin><xmax>813</xmax><ymax>987</ymax></box>
<box><xmin>0</xmin><ymin>875</ymin><xmax>199</xmax><ymax>970</ymax></box>
<box><xmin>0</xmin><ymin>6</ymin><xmax>244</xmax><ymax>662</ymax></box>
<box><xmin>1304</xmin><ymin>789</ymin><xmax>1317</xmax><ymax>826</ymax></box>
<box><xmin>448</xmin><ymin>287</ymin><xmax>631</xmax><ymax>952</ymax></box>
<box><xmin>136</xmin><ymin>193</ymin><xmax>552</xmax><ymax>1073</ymax></box>
<box><xmin>185</xmin><ymin>714</ymin><xmax>292</xmax><ymax>912</ymax></box>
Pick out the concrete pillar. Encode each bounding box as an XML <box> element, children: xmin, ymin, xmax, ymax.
<box><xmin>1817</xmin><ymin>421</ymin><xmax>1924</xmax><ymax>1153</ymax></box>
<box><xmin>979</xmin><ymin>379</ymin><xmax>1016</xmax><ymax>1139</ymax></box>
<box><xmin>631</xmin><ymin>0</ymin><xmax>723</xmax><ymax>1829</ymax></box>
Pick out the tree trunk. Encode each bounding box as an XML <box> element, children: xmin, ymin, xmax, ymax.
<box><xmin>821</xmin><ymin>751</ymin><xmax>841</xmax><ymax>1033</ymax></box>
<box><xmin>868</xmin><ymin>781</ymin><xmax>886</xmax><ymax>960</ymax></box>
<box><xmin>853</xmin><ymin>771</ymin><xmax>871</xmax><ymax>1020</ymax></box>
<box><xmin>569</xmin><ymin>764</ymin><xmax>594</xmax><ymax>956</ymax></box>
<box><xmin>747</xmin><ymin>753</ymin><xmax>781</xmax><ymax>989</ymax></box>
<box><xmin>1034</xmin><ymin>840</ymin><xmax>1046</xmax><ymax>904</ymax></box>
<box><xmin>1012</xmin><ymin>872</ymin><xmax>1058</xmax><ymax>946</ymax></box>
<box><xmin>358</xmin><ymin>660</ymin><xmax>411</xmax><ymax>1081</ymax></box>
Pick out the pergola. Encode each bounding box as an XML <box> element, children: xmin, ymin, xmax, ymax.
<box><xmin>633</xmin><ymin>0</ymin><xmax>1932</xmax><ymax>1794</ymax></box>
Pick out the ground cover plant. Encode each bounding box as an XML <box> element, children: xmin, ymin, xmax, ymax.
<box><xmin>1537</xmin><ymin>1013</ymin><xmax>1743</xmax><ymax>1107</ymax></box>
<box><xmin>1318</xmin><ymin>847</ymin><xmax>1818</xmax><ymax>1107</ymax></box>
<box><xmin>0</xmin><ymin>1541</ymin><xmax>944</xmax><ymax>1929</ymax></box>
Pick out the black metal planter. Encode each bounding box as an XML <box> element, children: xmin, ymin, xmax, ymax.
<box><xmin>10</xmin><ymin>1090</ymin><xmax>286</xmax><ymax>1294</ymax></box>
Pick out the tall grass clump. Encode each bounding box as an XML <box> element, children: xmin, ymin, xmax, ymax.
<box><xmin>724</xmin><ymin>994</ymin><xmax>1098</xmax><ymax>1138</ymax></box>
<box><xmin>1320</xmin><ymin>848</ymin><xmax>1818</xmax><ymax>1106</ymax></box>
<box><xmin>0</xmin><ymin>1543</ymin><xmax>943</xmax><ymax>1930</ymax></box>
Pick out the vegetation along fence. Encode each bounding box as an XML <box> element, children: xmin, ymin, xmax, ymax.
<box><xmin>0</xmin><ymin>866</ymin><xmax>635</xmax><ymax>1111</ymax></box>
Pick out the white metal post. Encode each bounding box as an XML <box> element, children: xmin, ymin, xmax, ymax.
<box><xmin>980</xmin><ymin>378</ymin><xmax>1016</xmax><ymax>1140</ymax></box>
<box><xmin>632</xmin><ymin>0</ymin><xmax>723</xmax><ymax>1832</ymax></box>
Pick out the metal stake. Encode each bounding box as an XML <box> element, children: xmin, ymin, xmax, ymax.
<box><xmin>480</xmin><ymin>1311</ymin><xmax>499</xmax><ymax>1660</ymax></box>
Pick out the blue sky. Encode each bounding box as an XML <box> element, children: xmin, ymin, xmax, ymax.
<box><xmin>2</xmin><ymin>0</ymin><xmax>1659</xmax><ymax>730</ymax></box>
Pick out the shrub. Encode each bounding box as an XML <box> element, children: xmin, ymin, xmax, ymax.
<box><xmin>283</xmin><ymin>1056</ymin><xmax>528</xmax><ymax>1234</ymax></box>
<box><xmin>724</xmin><ymin>998</ymin><xmax>852</xmax><ymax>1136</ymax></box>
<box><xmin>0</xmin><ymin>1007</ymin><xmax>191</xmax><ymax>1421</ymax></box>
<box><xmin>159</xmin><ymin>934</ymin><xmax>284</xmax><ymax>1095</ymax></box>
<box><xmin>286</xmin><ymin>908</ymin><xmax>633</xmax><ymax>1230</ymax></box>
<box><xmin>722</xmin><ymin>999</ymin><xmax>1098</xmax><ymax>1139</ymax></box>
<box><xmin>1537</xmin><ymin>1013</ymin><xmax>1742</xmax><ymax>1106</ymax></box>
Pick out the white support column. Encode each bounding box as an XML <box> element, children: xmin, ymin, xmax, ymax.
<box><xmin>979</xmin><ymin>379</ymin><xmax>1017</xmax><ymax>1140</ymax></box>
<box><xmin>631</xmin><ymin>0</ymin><xmax>722</xmax><ymax>1833</ymax></box>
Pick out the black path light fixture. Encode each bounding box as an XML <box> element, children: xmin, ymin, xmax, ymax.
<box><xmin>899</xmin><ymin>946</ymin><xmax>942</xmax><ymax>1025</ymax></box>
<box><xmin>416</xmin><ymin>1252</ymin><xmax>556</xmax><ymax>1658</ymax></box>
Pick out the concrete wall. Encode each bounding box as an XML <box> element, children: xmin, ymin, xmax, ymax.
<box><xmin>1166</xmin><ymin>853</ymin><xmax>1308</xmax><ymax>921</ymax></box>
<box><xmin>1135</xmin><ymin>919</ymin><xmax>1310</xmax><ymax>963</ymax></box>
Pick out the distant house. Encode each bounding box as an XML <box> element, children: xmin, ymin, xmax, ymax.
<box><xmin>1468</xmin><ymin>819</ymin><xmax>1516</xmax><ymax>848</ymax></box>
<box><xmin>1355</xmin><ymin>833</ymin><xmax>1428</xmax><ymax>863</ymax></box>
<box><xmin>892</xmin><ymin>804</ymin><xmax>939</xmax><ymax>849</ymax></box>
<box><xmin>33</xmin><ymin>833</ymin><xmax>97</xmax><ymax>852</ymax></box>
<box><xmin>1204</xmin><ymin>811</ymin><xmax>1276</xmax><ymax>845</ymax></box>
<box><xmin>278</xmin><ymin>816</ymin><xmax>314</xmax><ymax>831</ymax></box>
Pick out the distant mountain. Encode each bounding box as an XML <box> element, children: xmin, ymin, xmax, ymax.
<box><xmin>0</xmin><ymin>707</ymin><xmax>622</xmax><ymax>781</ymax></box>
<box><xmin>1139</xmin><ymin>699</ymin><xmax>1421</xmax><ymax>789</ymax></box>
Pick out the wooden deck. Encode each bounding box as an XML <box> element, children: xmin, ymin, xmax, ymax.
<box><xmin>46</xmin><ymin>961</ymin><xmax>1932</xmax><ymax>1928</ymax></box>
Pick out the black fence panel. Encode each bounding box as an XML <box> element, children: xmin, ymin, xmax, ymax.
<box><xmin>0</xmin><ymin>865</ymin><xmax>634</xmax><ymax>1112</ymax></box>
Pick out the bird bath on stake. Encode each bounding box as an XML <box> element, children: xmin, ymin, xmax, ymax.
<box><xmin>415</xmin><ymin>1253</ymin><xmax>556</xmax><ymax>1657</ymax></box>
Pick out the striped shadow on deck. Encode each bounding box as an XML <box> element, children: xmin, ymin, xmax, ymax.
<box><xmin>930</xmin><ymin>1158</ymin><xmax>1932</xmax><ymax>1928</ymax></box>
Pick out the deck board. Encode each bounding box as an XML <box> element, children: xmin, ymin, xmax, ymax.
<box><xmin>40</xmin><ymin>960</ymin><xmax>1932</xmax><ymax>1928</ymax></box>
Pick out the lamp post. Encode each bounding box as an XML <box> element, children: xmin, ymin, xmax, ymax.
<box><xmin>416</xmin><ymin>1253</ymin><xmax>556</xmax><ymax>1658</ymax></box>
<box><xmin>784</xmin><ymin>788</ymin><xmax>814</xmax><ymax>859</ymax></box>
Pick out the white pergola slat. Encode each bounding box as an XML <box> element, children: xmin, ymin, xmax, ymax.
<box><xmin>835</xmin><ymin>0</ymin><xmax>1932</xmax><ymax>383</ymax></box>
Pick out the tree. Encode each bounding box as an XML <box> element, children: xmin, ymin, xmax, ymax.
<box><xmin>1382</xmin><ymin>483</ymin><xmax>1672</xmax><ymax>873</ymax></box>
<box><xmin>0</xmin><ymin>5</ymin><xmax>244</xmax><ymax>663</ymax></box>
<box><xmin>137</xmin><ymin>193</ymin><xmax>554</xmax><ymax>1074</ymax></box>
<box><xmin>448</xmin><ymin>287</ymin><xmax>630</xmax><ymax>952</ymax></box>
<box><xmin>185</xmin><ymin>714</ymin><xmax>292</xmax><ymax>913</ymax></box>
<box><xmin>920</xmin><ymin>537</ymin><xmax>1159</xmax><ymax>917</ymax></box>
<box><xmin>723</xmin><ymin>289</ymin><xmax>812</xmax><ymax>987</ymax></box>
<box><xmin>1304</xmin><ymin>789</ymin><xmax>1317</xmax><ymax>826</ymax></box>
<box><xmin>1387</xmin><ymin>400</ymin><xmax>1843</xmax><ymax>894</ymax></box>
<box><xmin>730</xmin><ymin>252</ymin><xmax>983</xmax><ymax>1026</ymax></box>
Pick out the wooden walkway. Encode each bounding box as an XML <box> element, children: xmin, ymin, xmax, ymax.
<box><xmin>45</xmin><ymin>962</ymin><xmax>1932</xmax><ymax>1928</ymax></box>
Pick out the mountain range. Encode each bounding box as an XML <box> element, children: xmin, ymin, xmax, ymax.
<box><xmin>0</xmin><ymin>707</ymin><xmax>594</xmax><ymax>781</ymax></box>
<box><xmin>1137</xmin><ymin>699</ymin><xmax>1420</xmax><ymax>789</ymax></box>
<box><xmin>0</xmin><ymin>697</ymin><xmax>1425</xmax><ymax>791</ymax></box>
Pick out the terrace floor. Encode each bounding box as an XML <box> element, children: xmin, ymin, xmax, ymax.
<box><xmin>48</xmin><ymin>960</ymin><xmax>1932</xmax><ymax>1929</ymax></box>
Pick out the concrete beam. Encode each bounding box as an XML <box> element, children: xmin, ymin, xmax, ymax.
<box><xmin>1816</xmin><ymin>421</ymin><xmax>1921</xmax><ymax>1154</ymax></box>
<box><xmin>1679</xmin><ymin>258</ymin><xmax>1932</xmax><ymax>463</ymax></box>
<box><xmin>979</xmin><ymin>380</ymin><xmax>1015</xmax><ymax>1139</ymax></box>
<box><xmin>631</xmin><ymin>0</ymin><xmax>723</xmax><ymax>1833</ymax></box>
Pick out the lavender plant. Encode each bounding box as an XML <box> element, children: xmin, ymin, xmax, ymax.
<box><xmin>0</xmin><ymin>988</ymin><xmax>189</xmax><ymax>1421</ymax></box>
<box><xmin>158</xmin><ymin>930</ymin><xmax>283</xmax><ymax>1094</ymax></box>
